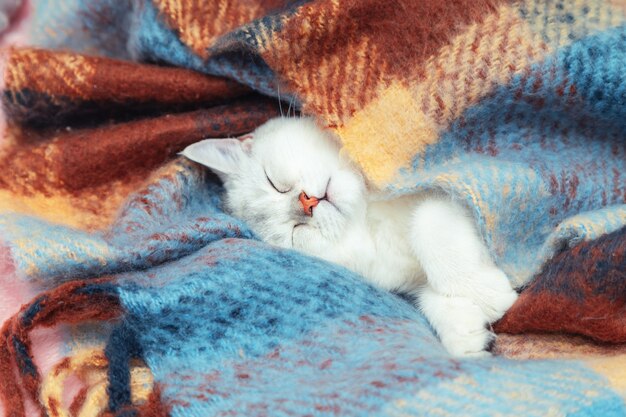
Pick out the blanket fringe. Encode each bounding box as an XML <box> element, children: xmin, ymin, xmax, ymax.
<box><xmin>0</xmin><ymin>280</ymin><xmax>122</xmax><ymax>417</ymax></box>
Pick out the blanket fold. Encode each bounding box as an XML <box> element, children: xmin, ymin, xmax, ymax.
<box><xmin>1</xmin><ymin>0</ymin><xmax>625</xmax><ymax>416</ymax></box>
<box><xmin>2</xmin><ymin>47</ymin><xmax>252</xmax><ymax>127</ymax></box>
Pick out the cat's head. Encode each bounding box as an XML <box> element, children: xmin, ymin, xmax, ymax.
<box><xmin>181</xmin><ymin>117</ymin><xmax>367</xmax><ymax>254</ymax></box>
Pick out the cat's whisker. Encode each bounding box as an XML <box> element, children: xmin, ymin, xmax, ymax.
<box><xmin>290</xmin><ymin>95</ymin><xmax>298</xmax><ymax>118</ymax></box>
<box><xmin>277</xmin><ymin>83</ymin><xmax>284</xmax><ymax>118</ymax></box>
<box><xmin>287</xmin><ymin>95</ymin><xmax>294</xmax><ymax>119</ymax></box>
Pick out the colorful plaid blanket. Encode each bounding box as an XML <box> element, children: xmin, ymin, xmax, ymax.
<box><xmin>1</xmin><ymin>1</ymin><xmax>625</xmax><ymax>416</ymax></box>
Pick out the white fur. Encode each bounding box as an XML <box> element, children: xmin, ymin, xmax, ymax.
<box><xmin>181</xmin><ymin>117</ymin><xmax>518</xmax><ymax>357</ymax></box>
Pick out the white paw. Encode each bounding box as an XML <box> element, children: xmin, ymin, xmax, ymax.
<box><xmin>438</xmin><ymin>298</ymin><xmax>494</xmax><ymax>358</ymax></box>
<box><xmin>419</xmin><ymin>289</ymin><xmax>494</xmax><ymax>358</ymax></box>
<box><xmin>468</xmin><ymin>267</ymin><xmax>518</xmax><ymax>323</ymax></box>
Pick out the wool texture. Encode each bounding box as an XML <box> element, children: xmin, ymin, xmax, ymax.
<box><xmin>1</xmin><ymin>0</ymin><xmax>626</xmax><ymax>416</ymax></box>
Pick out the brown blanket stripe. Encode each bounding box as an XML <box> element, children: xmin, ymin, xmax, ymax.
<box><xmin>0</xmin><ymin>46</ymin><xmax>281</xmax><ymax>230</ymax></box>
<box><xmin>1</xmin><ymin>96</ymin><xmax>280</xmax><ymax>195</ymax></box>
<box><xmin>262</xmin><ymin>0</ymin><xmax>511</xmax><ymax>126</ymax></box>
<box><xmin>496</xmin><ymin>226</ymin><xmax>626</xmax><ymax>343</ymax></box>
<box><xmin>3</xmin><ymin>48</ymin><xmax>252</xmax><ymax>127</ymax></box>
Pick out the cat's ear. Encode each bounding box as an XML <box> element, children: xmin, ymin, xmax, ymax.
<box><xmin>180</xmin><ymin>136</ymin><xmax>253</xmax><ymax>179</ymax></box>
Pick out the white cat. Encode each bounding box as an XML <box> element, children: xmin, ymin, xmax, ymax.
<box><xmin>182</xmin><ymin>117</ymin><xmax>518</xmax><ymax>357</ymax></box>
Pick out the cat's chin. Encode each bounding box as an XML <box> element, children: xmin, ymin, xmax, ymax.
<box><xmin>291</xmin><ymin>223</ymin><xmax>330</xmax><ymax>255</ymax></box>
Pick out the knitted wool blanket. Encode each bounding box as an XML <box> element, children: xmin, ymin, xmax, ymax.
<box><xmin>1</xmin><ymin>0</ymin><xmax>626</xmax><ymax>416</ymax></box>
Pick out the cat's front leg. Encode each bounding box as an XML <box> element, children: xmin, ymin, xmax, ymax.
<box><xmin>409</xmin><ymin>197</ymin><xmax>518</xmax><ymax>357</ymax></box>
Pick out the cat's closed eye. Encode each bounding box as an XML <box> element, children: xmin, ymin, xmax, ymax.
<box><xmin>264</xmin><ymin>169</ymin><xmax>291</xmax><ymax>194</ymax></box>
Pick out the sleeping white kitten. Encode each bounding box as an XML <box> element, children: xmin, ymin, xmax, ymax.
<box><xmin>182</xmin><ymin>117</ymin><xmax>518</xmax><ymax>357</ymax></box>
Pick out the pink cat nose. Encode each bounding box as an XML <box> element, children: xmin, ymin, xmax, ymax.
<box><xmin>299</xmin><ymin>192</ymin><xmax>319</xmax><ymax>216</ymax></box>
